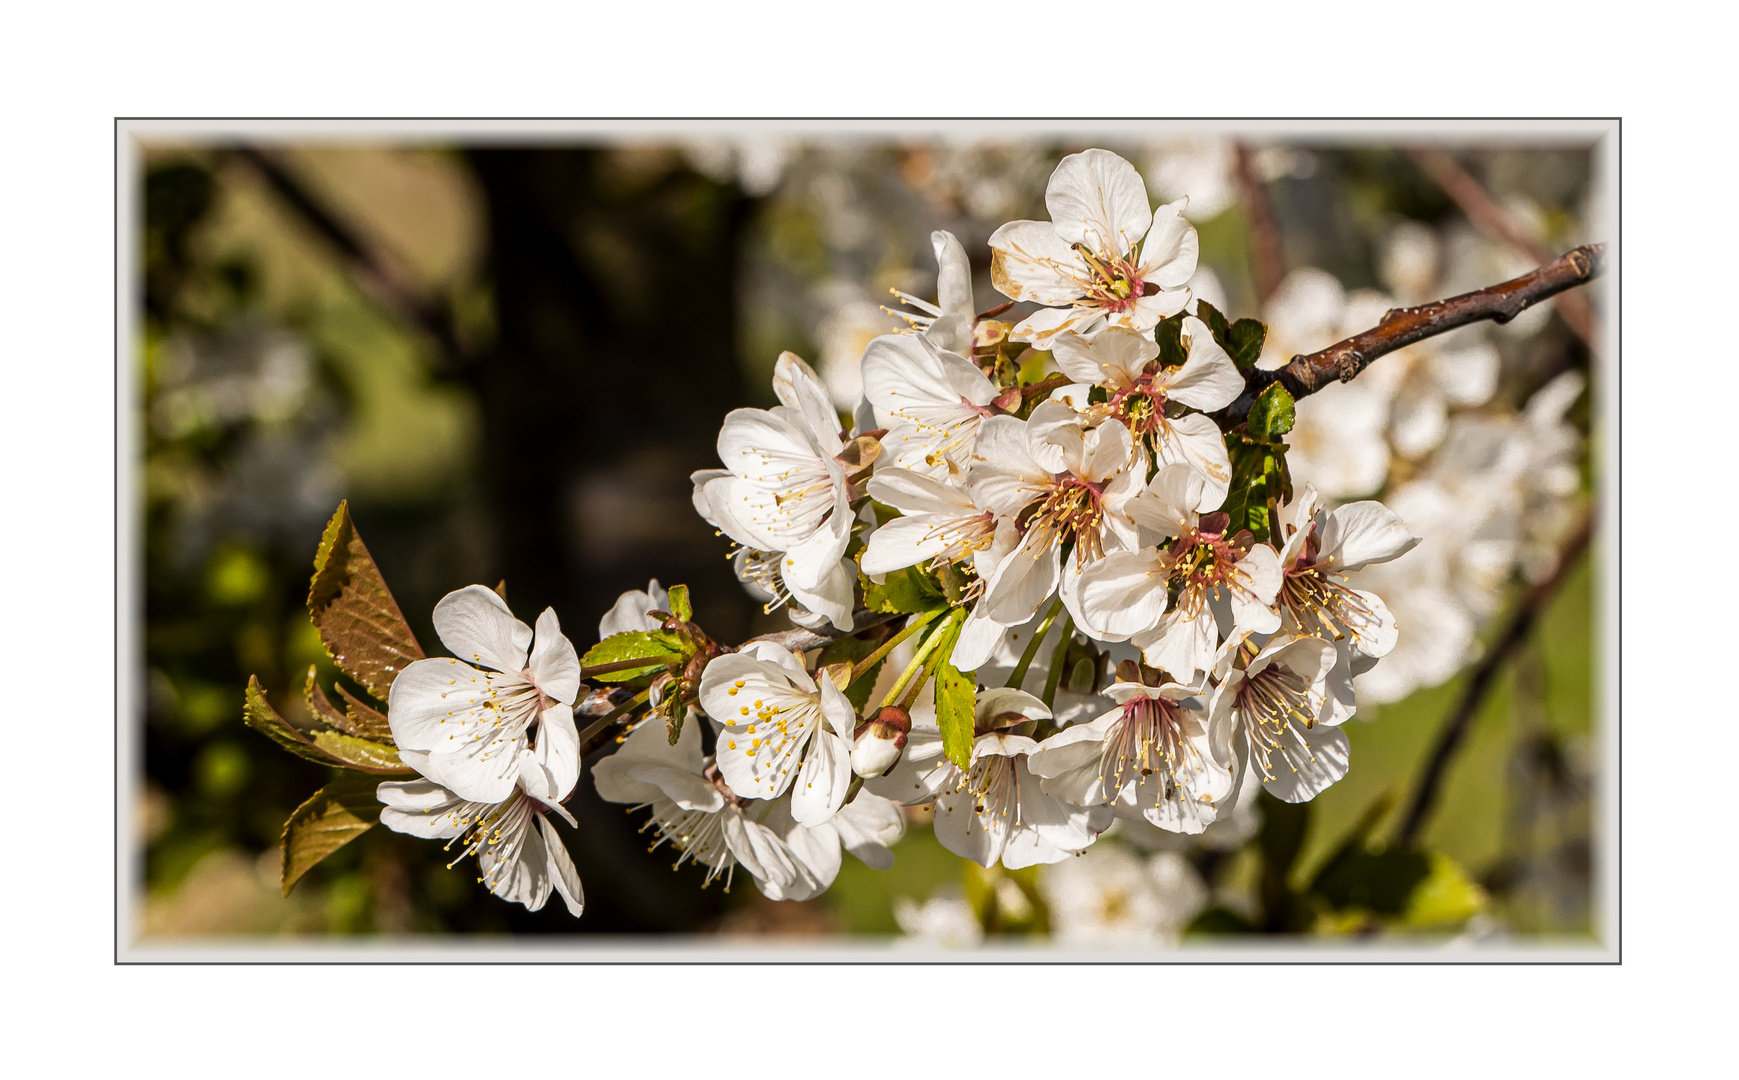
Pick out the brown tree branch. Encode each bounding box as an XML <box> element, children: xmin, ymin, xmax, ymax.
<box><xmin>1395</xmin><ymin>506</ymin><xmax>1595</xmax><ymax>846</ymax></box>
<box><xmin>1223</xmin><ymin>243</ymin><xmax>1605</xmax><ymax>425</ymax></box>
<box><xmin>1233</xmin><ymin>142</ymin><xmax>1284</xmax><ymax>304</ymax></box>
<box><xmin>1406</xmin><ymin>148</ymin><xmax>1599</xmax><ymax>350</ymax></box>
<box><xmin>232</xmin><ymin>146</ymin><xmax>471</xmax><ymax>370</ymax></box>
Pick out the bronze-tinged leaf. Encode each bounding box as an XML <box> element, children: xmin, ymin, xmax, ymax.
<box><xmin>308</xmin><ymin>730</ymin><xmax>416</xmax><ymax>775</ymax></box>
<box><xmin>247</xmin><ymin>675</ymin><xmax>414</xmax><ymax>775</ymax></box>
<box><xmin>280</xmin><ymin>772</ymin><xmax>383</xmax><ymax>896</ymax></box>
<box><xmin>335</xmin><ymin>683</ymin><xmax>394</xmax><ymax>743</ymax></box>
<box><xmin>304</xmin><ymin>667</ymin><xmax>351</xmax><ymax>729</ymax></box>
<box><xmin>307</xmin><ymin>500</ymin><xmax>425</xmax><ymax>702</ymax></box>
<box><xmin>244</xmin><ymin>676</ymin><xmax>343</xmax><ymax>768</ymax></box>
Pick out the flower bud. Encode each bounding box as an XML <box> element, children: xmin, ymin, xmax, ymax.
<box><xmin>851</xmin><ymin>706</ymin><xmax>911</xmax><ymax>778</ymax></box>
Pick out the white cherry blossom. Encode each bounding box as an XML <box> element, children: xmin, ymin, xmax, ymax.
<box><xmin>894</xmin><ymin>890</ymin><xmax>984</xmax><ymax>948</ymax></box>
<box><xmin>989</xmin><ymin>149</ymin><xmax>1199</xmax><ymax>348</ymax></box>
<box><xmin>693</xmin><ymin>352</ymin><xmax>857</xmax><ymax>629</ymax></box>
<box><xmin>859</xmin><ymin>466</ymin><xmax>999</xmax><ymax>578</ymax></box>
<box><xmin>387</xmin><ymin>585</ymin><xmax>581</xmax><ymax>805</ymax></box>
<box><xmin>1038</xmin><ymin>844</ymin><xmax>1207</xmax><ymax>945</ymax></box>
<box><xmin>1276</xmin><ymin>482</ymin><xmax>1419</xmax><ymax>661</ymax></box>
<box><xmin>861</xmin><ymin>331</ymin><xmax>998</xmax><ymax>481</ymax></box>
<box><xmin>377</xmin><ymin>726</ymin><xmax>584</xmax><ymax>917</ymax></box>
<box><xmin>1073</xmin><ymin>464</ymin><xmax>1280</xmax><ymax>681</ymax></box>
<box><xmin>1028</xmin><ymin>674</ymin><xmax>1232</xmax><ymax>835</ymax></box>
<box><xmin>598</xmin><ymin>579</ymin><xmax>669</xmax><ymax>638</ymax></box>
<box><xmin>1211</xmin><ymin>635</ymin><xmax>1350</xmax><ymax>803</ymax></box>
<box><xmin>698</xmin><ymin>640</ymin><xmax>857</xmax><ymax>826</ymax></box>
<box><xmin>965</xmin><ymin>408</ymin><xmax>1143</xmax><ymax>631</ymax></box>
<box><xmin>592</xmin><ymin>715</ymin><xmax>901</xmax><ymax>899</ymax></box>
<box><xmin>868</xmin><ymin>685</ymin><xmax>1110</xmax><ymax>869</ymax></box>
<box><xmin>1048</xmin><ymin>319</ymin><xmax>1244</xmax><ymax>503</ymax></box>
<box><xmin>887</xmin><ymin>229</ymin><xmax>977</xmax><ymax>356</ymax></box>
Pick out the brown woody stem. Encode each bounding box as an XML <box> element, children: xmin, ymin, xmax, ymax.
<box><xmin>1222</xmin><ymin>244</ymin><xmax>1605</xmax><ymax>425</ymax></box>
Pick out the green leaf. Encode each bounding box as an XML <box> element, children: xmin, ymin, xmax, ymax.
<box><xmin>861</xmin><ymin>564</ymin><xmax>946</xmax><ymax>615</ymax></box>
<box><xmin>1195</xmin><ymin>298</ymin><xmax>1231</xmax><ymax>349</ymax></box>
<box><xmin>1402</xmin><ymin>852</ymin><xmax>1488</xmax><ymax>927</ymax></box>
<box><xmin>1154</xmin><ymin>312</ymin><xmax>1187</xmax><ymax>369</ymax></box>
<box><xmin>581</xmin><ymin>630</ymin><xmax>687</xmax><ymax>682</ymax></box>
<box><xmin>1263</xmin><ymin>441</ymin><xmax>1294</xmax><ymax>507</ymax></box>
<box><xmin>307</xmin><ymin>501</ymin><xmax>426</xmax><ymax>701</ymax></box>
<box><xmin>1015</xmin><ymin>348</ymin><xmax>1052</xmax><ymax>387</ymax></box>
<box><xmin>1247</xmin><ymin>382</ymin><xmax>1296</xmax><ymax>441</ymax></box>
<box><xmin>1220</xmin><ymin>436</ymin><xmax>1272</xmax><ymax>540</ymax></box>
<box><xmin>280</xmin><ymin>772</ymin><xmax>382</xmax><ymax>896</ymax></box>
<box><xmin>665</xmin><ymin>583</ymin><xmax>692</xmax><ymax>623</ymax></box>
<box><xmin>1227</xmin><ymin>318</ymin><xmax>1267</xmax><ymax>369</ymax></box>
<box><xmin>933</xmin><ymin>619</ymin><xmax>976</xmax><ymax>773</ymax></box>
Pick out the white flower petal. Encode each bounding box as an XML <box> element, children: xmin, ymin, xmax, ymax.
<box><xmin>833</xmin><ymin>790</ymin><xmax>905</xmax><ymax>870</ymax></box>
<box><xmin>478</xmin><ymin>805</ymin><xmax>551</xmax><ymax>912</ymax></box>
<box><xmin>791</xmin><ymin>730</ymin><xmax>853</xmax><ymax>827</ymax></box>
<box><xmin>1045</xmin><ymin>148</ymin><xmax>1152</xmax><ymax>258</ymax></box>
<box><xmin>1138</xmin><ymin>197</ymin><xmax>1199</xmax><ymax>288</ymax></box>
<box><xmin>1321</xmin><ymin>500</ymin><xmax>1421</xmax><ymax>571</ymax></box>
<box><xmin>772</xmin><ymin>351</ymin><xmax>844</xmax><ymax>454</ymax></box>
<box><xmin>528</xmin><ymin>607</ymin><xmax>581</xmax><ymax>705</ymax></box>
<box><xmin>925</xmin><ymin>230</ymin><xmax>976</xmax><ymax>355</ymax></box>
<box><xmin>1152</xmin><ymin>412</ymin><xmax>1233</xmax><ymax>510</ymax></box>
<box><xmin>988</xmin><ymin>219</ymin><xmax>1089</xmax><ymax>304</ymax></box>
<box><xmin>1073</xmin><ymin>549</ymin><xmax>1170</xmax><ymax>640</ymax></box>
<box><xmin>598</xmin><ymin>580</ymin><xmax>668</xmax><ymax>638</ymax></box>
<box><xmin>1259</xmin><ymin>721</ymin><xmax>1350</xmax><ymax>803</ymax></box>
<box><xmin>1164</xmin><ymin>317</ymin><xmax>1245</xmax><ymax>412</ymax></box>
<box><xmin>538</xmin><ymin>814</ymin><xmax>585</xmax><ymax>917</ymax></box>
<box><xmin>432</xmin><ymin>585</ymin><xmax>531</xmax><ymax>675</ymax></box>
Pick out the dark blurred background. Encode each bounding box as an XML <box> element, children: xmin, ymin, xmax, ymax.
<box><xmin>135</xmin><ymin>136</ymin><xmax>1601</xmax><ymax>939</ymax></box>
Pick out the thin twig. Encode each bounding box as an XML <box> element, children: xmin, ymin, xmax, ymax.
<box><xmin>1395</xmin><ymin>506</ymin><xmax>1596</xmax><ymax>846</ymax></box>
<box><xmin>1233</xmin><ymin>142</ymin><xmax>1284</xmax><ymax>304</ymax></box>
<box><xmin>1222</xmin><ymin>244</ymin><xmax>1605</xmax><ymax>425</ymax></box>
<box><xmin>1406</xmin><ymin>147</ymin><xmax>1599</xmax><ymax>350</ymax></box>
<box><xmin>232</xmin><ymin>146</ymin><xmax>469</xmax><ymax>369</ymax></box>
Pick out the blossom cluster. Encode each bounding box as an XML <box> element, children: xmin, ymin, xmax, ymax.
<box><xmin>1258</xmin><ymin>229</ymin><xmax>1587</xmax><ymax>706</ymax></box>
<box><xmin>375</xmin><ymin>149</ymin><xmax>1433</xmax><ymax>918</ymax></box>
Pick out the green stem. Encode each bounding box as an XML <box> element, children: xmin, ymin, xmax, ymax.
<box><xmin>849</xmin><ymin>608</ymin><xmax>943</xmax><ymax>687</ymax></box>
<box><xmin>899</xmin><ymin>623</ymin><xmax>955</xmax><ymax>712</ymax></box>
<box><xmin>882</xmin><ymin>609</ymin><xmax>962</xmax><ymax>710</ymax></box>
<box><xmin>1005</xmin><ymin>597</ymin><xmax>1065</xmax><ymax>691</ymax></box>
<box><xmin>1039</xmin><ymin>614</ymin><xmax>1075</xmax><ymax>712</ymax></box>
